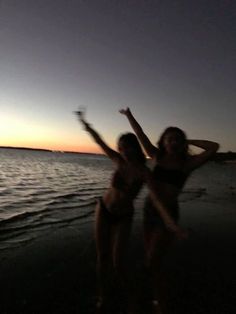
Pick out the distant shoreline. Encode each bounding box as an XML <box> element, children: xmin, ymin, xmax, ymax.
<box><xmin>213</xmin><ymin>152</ymin><xmax>236</xmax><ymax>162</ymax></box>
<box><xmin>0</xmin><ymin>146</ymin><xmax>236</xmax><ymax>161</ymax></box>
<box><xmin>0</xmin><ymin>146</ymin><xmax>103</xmax><ymax>157</ymax></box>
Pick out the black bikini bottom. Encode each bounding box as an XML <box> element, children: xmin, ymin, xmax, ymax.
<box><xmin>98</xmin><ymin>198</ymin><xmax>133</xmax><ymax>224</ymax></box>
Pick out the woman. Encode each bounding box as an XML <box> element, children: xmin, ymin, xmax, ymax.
<box><xmin>75</xmin><ymin>110</ymin><xmax>186</xmax><ymax>313</ymax></box>
<box><xmin>120</xmin><ymin>107</ymin><xmax>219</xmax><ymax>313</ymax></box>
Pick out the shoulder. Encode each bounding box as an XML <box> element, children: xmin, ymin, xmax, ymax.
<box><xmin>152</xmin><ymin>148</ymin><xmax>162</xmax><ymax>162</ymax></box>
<box><xmin>111</xmin><ymin>153</ymin><xmax>125</xmax><ymax>166</ymax></box>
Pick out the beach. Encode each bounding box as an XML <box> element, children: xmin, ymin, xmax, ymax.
<box><xmin>0</xmin><ymin>150</ymin><xmax>235</xmax><ymax>313</ymax></box>
<box><xmin>1</xmin><ymin>193</ymin><xmax>236</xmax><ymax>314</ymax></box>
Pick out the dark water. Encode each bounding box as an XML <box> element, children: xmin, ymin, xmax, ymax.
<box><xmin>0</xmin><ymin>148</ymin><xmax>235</xmax><ymax>251</ymax></box>
<box><xmin>0</xmin><ymin>149</ymin><xmax>112</xmax><ymax>250</ymax></box>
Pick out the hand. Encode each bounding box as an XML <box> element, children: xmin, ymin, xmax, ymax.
<box><xmin>74</xmin><ymin>106</ymin><xmax>86</xmax><ymax>120</ymax></box>
<box><xmin>119</xmin><ymin>107</ymin><xmax>131</xmax><ymax>116</ymax></box>
<box><xmin>75</xmin><ymin>110</ymin><xmax>84</xmax><ymax>118</ymax></box>
<box><xmin>74</xmin><ymin>111</ymin><xmax>86</xmax><ymax>123</ymax></box>
<box><xmin>175</xmin><ymin>227</ymin><xmax>189</xmax><ymax>240</ymax></box>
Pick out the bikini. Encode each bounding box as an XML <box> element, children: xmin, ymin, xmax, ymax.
<box><xmin>144</xmin><ymin>164</ymin><xmax>188</xmax><ymax>229</ymax></box>
<box><xmin>98</xmin><ymin>170</ymin><xmax>143</xmax><ymax>223</ymax></box>
<box><xmin>98</xmin><ymin>198</ymin><xmax>133</xmax><ymax>224</ymax></box>
<box><xmin>152</xmin><ymin>164</ymin><xmax>187</xmax><ymax>189</ymax></box>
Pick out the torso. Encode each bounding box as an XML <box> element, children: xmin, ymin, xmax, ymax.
<box><xmin>144</xmin><ymin>154</ymin><xmax>189</xmax><ymax>227</ymax></box>
<box><xmin>103</xmin><ymin>162</ymin><xmax>143</xmax><ymax>216</ymax></box>
<box><xmin>150</xmin><ymin>153</ymin><xmax>190</xmax><ymax>207</ymax></box>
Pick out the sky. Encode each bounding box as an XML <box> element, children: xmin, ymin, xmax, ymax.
<box><xmin>1</xmin><ymin>0</ymin><xmax>235</xmax><ymax>153</ymax></box>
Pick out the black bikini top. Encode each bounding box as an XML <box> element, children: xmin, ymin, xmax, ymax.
<box><xmin>111</xmin><ymin>170</ymin><xmax>143</xmax><ymax>197</ymax></box>
<box><xmin>153</xmin><ymin>164</ymin><xmax>188</xmax><ymax>189</ymax></box>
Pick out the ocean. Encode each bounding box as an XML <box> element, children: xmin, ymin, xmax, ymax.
<box><xmin>0</xmin><ymin>148</ymin><xmax>235</xmax><ymax>252</ymax></box>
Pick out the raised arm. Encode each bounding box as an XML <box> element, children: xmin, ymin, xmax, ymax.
<box><xmin>186</xmin><ymin>139</ymin><xmax>219</xmax><ymax>171</ymax></box>
<box><xmin>119</xmin><ymin>107</ymin><xmax>158</xmax><ymax>158</ymax></box>
<box><xmin>75</xmin><ymin>111</ymin><xmax>121</xmax><ymax>162</ymax></box>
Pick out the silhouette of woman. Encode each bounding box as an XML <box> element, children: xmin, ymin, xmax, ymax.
<box><xmin>120</xmin><ymin>107</ymin><xmax>219</xmax><ymax>313</ymax></box>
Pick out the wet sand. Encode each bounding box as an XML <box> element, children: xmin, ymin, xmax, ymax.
<box><xmin>0</xmin><ymin>195</ymin><xmax>236</xmax><ymax>314</ymax></box>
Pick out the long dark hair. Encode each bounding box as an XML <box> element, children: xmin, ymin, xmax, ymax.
<box><xmin>157</xmin><ymin>127</ymin><xmax>188</xmax><ymax>159</ymax></box>
<box><xmin>118</xmin><ymin>132</ymin><xmax>146</xmax><ymax>164</ymax></box>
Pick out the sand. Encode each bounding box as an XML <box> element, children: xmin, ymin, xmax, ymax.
<box><xmin>0</xmin><ymin>195</ymin><xmax>236</xmax><ymax>314</ymax></box>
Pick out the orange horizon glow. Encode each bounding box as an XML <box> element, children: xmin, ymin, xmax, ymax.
<box><xmin>0</xmin><ymin>140</ymin><xmax>103</xmax><ymax>154</ymax></box>
<box><xmin>0</xmin><ymin>114</ymin><xmax>108</xmax><ymax>154</ymax></box>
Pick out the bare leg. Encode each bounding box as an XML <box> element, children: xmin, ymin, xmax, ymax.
<box><xmin>112</xmin><ymin>216</ymin><xmax>132</xmax><ymax>274</ymax></box>
<box><xmin>144</xmin><ymin>227</ymin><xmax>174</xmax><ymax>313</ymax></box>
<box><xmin>112</xmin><ymin>217</ymin><xmax>133</xmax><ymax>310</ymax></box>
<box><xmin>94</xmin><ymin>202</ymin><xmax>113</xmax><ymax>304</ymax></box>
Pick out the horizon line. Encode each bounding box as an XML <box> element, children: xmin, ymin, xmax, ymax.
<box><xmin>0</xmin><ymin>145</ymin><xmax>104</xmax><ymax>156</ymax></box>
<box><xmin>0</xmin><ymin>145</ymin><xmax>235</xmax><ymax>156</ymax></box>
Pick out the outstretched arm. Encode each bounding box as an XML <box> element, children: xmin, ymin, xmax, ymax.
<box><xmin>143</xmin><ymin>168</ymin><xmax>188</xmax><ymax>239</ymax></box>
<box><xmin>186</xmin><ymin>139</ymin><xmax>219</xmax><ymax>171</ymax></box>
<box><xmin>75</xmin><ymin>111</ymin><xmax>121</xmax><ymax>162</ymax></box>
<box><xmin>119</xmin><ymin>107</ymin><xmax>158</xmax><ymax>158</ymax></box>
